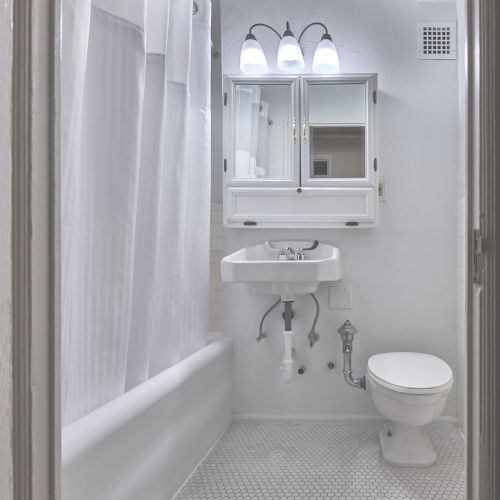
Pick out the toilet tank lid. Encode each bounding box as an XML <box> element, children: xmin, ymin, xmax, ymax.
<box><xmin>367</xmin><ymin>352</ymin><xmax>453</xmax><ymax>390</ymax></box>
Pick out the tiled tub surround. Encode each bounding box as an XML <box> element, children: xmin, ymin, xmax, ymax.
<box><xmin>176</xmin><ymin>421</ymin><xmax>465</xmax><ymax>500</ymax></box>
<box><xmin>209</xmin><ymin>203</ymin><xmax>224</xmax><ymax>332</ymax></box>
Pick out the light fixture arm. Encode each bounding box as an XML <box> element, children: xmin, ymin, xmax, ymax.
<box><xmin>247</xmin><ymin>23</ymin><xmax>282</xmax><ymax>40</ymax></box>
<box><xmin>298</xmin><ymin>22</ymin><xmax>330</xmax><ymax>43</ymax></box>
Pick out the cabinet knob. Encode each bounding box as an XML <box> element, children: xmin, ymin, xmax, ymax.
<box><xmin>297</xmin><ymin>188</ymin><xmax>302</xmax><ymax>193</ymax></box>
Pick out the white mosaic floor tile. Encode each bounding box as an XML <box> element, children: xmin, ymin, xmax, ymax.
<box><xmin>175</xmin><ymin>421</ymin><xmax>465</xmax><ymax>500</ymax></box>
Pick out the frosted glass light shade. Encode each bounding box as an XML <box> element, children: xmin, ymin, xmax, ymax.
<box><xmin>277</xmin><ymin>35</ymin><xmax>305</xmax><ymax>73</ymax></box>
<box><xmin>312</xmin><ymin>37</ymin><xmax>340</xmax><ymax>74</ymax></box>
<box><xmin>240</xmin><ymin>37</ymin><xmax>268</xmax><ymax>74</ymax></box>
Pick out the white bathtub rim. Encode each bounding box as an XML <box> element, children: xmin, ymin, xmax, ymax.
<box><xmin>62</xmin><ymin>339</ymin><xmax>232</xmax><ymax>467</ymax></box>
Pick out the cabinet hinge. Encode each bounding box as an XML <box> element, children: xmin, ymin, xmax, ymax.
<box><xmin>473</xmin><ymin>229</ymin><xmax>484</xmax><ymax>289</ymax></box>
<box><xmin>224</xmin><ymin>92</ymin><xmax>227</xmax><ymax>106</ymax></box>
<box><xmin>374</xmin><ymin>158</ymin><xmax>378</xmax><ymax>172</ymax></box>
<box><xmin>223</xmin><ymin>158</ymin><xmax>227</xmax><ymax>173</ymax></box>
<box><xmin>372</xmin><ymin>90</ymin><xmax>377</xmax><ymax>104</ymax></box>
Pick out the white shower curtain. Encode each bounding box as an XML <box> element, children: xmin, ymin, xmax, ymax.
<box><xmin>61</xmin><ymin>0</ymin><xmax>211</xmax><ymax>425</ymax></box>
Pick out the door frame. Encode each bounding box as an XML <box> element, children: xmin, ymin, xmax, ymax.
<box><xmin>7</xmin><ymin>0</ymin><xmax>499</xmax><ymax>499</ymax></box>
<box><xmin>467</xmin><ymin>0</ymin><xmax>500</xmax><ymax>498</ymax></box>
<box><xmin>11</xmin><ymin>0</ymin><xmax>59</xmax><ymax>499</ymax></box>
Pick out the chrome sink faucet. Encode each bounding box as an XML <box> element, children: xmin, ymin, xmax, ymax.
<box><xmin>278</xmin><ymin>247</ymin><xmax>297</xmax><ymax>260</ymax></box>
<box><xmin>265</xmin><ymin>240</ymin><xmax>319</xmax><ymax>261</ymax></box>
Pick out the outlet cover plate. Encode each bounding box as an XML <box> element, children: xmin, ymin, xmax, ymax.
<box><xmin>329</xmin><ymin>286</ymin><xmax>352</xmax><ymax>310</ymax></box>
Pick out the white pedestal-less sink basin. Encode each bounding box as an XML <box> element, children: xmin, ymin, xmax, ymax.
<box><xmin>220</xmin><ymin>241</ymin><xmax>342</xmax><ymax>298</ymax></box>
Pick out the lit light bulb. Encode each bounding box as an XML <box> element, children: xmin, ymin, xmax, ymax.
<box><xmin>312</xmin><ymin>33</ymin><xmax>340</xmax><ymax>74</ymax></box>
<box><xmin>277</xmin><ymin>23</ymin><xmax>304</xmax><ymax>73</ymax></box>
<box><xmin>240</xmin><ymin>34</ymin><xmax>268</xmax><ymax>74</ymax></box>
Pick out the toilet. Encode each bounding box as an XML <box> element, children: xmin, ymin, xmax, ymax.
<box><xmin>367</xmin><ymin>352</ymin><xmax>454</xmax><ymax>467</ymax></box>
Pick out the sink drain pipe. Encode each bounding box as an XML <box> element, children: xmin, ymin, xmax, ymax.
<box><xmin>281</xmin><ymin>301</ymin><xmax>294</xmax><ymax>383</ymax></box>
<box><xmin>338</xmin><ymin>320</ymin><xmax>366</xmax><ymax>390</ymax></box>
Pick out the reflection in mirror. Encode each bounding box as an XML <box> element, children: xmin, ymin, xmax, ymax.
<box><xmin>310</xmin><ymin>126</ymin><xmax>365</xmax><ymax>178</ymax></box>
<box><xmin>234</xmin><ymin>84</ymin><xmax>292</xmax><ymax>180</ymax></box>
<box><xmin>308</xmin><ymin>83</ymin><xmax>366</xmax><ymax>124</ymax></box>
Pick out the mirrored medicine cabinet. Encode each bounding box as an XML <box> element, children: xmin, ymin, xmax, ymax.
<box><xmin>223</xmin><ymin>74</ymin><xmax>378</xmax><ymax>228</ymax></box>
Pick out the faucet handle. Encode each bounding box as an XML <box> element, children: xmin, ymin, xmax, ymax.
<box><xmin>265</xmin><ymin>241</ymin><xmax>286</xmax><ymax>259</ymax></box>
<box><xmin>296</xmin><ymin>240</ymin><xmax>318</xmax><ymax>260</ymax></box>
<box><xmin>301</xmin><ymin>240</ymin><xmax>319</xmax><ymax>251</ymax></box>
<box><xmin>278</xmin><ymin>248</ymin><xmax>288</xmax><ymax>260</ymax></box>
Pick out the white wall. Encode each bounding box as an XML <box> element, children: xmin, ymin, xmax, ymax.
<box><xmin>0</xmin><ymin>0</ymin><xmax>13</xmax><ymax>498</ymax></box>
<box><xmin>218</xmin><ymin>0</ymin><xmax>463</xmax><ymax>419</ymax></box>
<box><xmin>211</xmin><ymin>0</ymin><xmax>223</xmax><ymax>202</ymax></box>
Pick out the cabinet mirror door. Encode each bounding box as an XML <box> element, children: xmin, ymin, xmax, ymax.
<box><xmin>309</xmin><ymin>125</ymin><xmax>365</xmax><ymax>179</ymax></box>
<box><xmin>230</xmin><ymin>80</ymin><xmax>299</xmax><ymax>185</ymax></box>
<box><xmin>302</xmin><ymin>79</ymin><xmax>374</xmax><ymax>186</ymax></box>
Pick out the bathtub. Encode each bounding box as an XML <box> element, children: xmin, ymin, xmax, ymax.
<box><xmin>62</xmin><ymin>339</ymin><xmax>232</xmax><ymax>500</ymax></box>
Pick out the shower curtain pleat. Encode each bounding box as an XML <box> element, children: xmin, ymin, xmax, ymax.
<box><xmin>181</xmin><ymin>3</ymin><xmax>211</xmax><ymax>360</ymax></box>
<box><xmin>124</xmin><ymin>52</ymin><xmax>166</xmax><ymax>391</ymax></box>
<box><xmin>61</xmin><ymin>0</ymin><xmax>210</xmax><ymax>425</ymax></box>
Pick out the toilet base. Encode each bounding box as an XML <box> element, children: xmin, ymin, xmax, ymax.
<box><xmin>379</xmin><ymin>421</ymin><xmax>437</xmax><ymax>467</ymax></box>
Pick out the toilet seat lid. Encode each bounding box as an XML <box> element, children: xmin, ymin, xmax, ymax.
<box><xmin>367</xmin><ymin>352</ymin><xmax>453</xmax><ymax>393</ymax></box>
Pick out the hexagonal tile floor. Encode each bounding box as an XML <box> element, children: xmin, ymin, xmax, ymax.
<box><xmin>174</xmin><ymin>421</ymin><xmax>465</xmax><ymax>500</ymax></box>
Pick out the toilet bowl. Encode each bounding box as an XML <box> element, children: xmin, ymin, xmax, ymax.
<box><xmin>367</xmin><ymin>352</ymin><xmax>453</xmax><ymax>467</ymax></box>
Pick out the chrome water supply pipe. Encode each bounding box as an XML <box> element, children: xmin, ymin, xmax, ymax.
<box><xmin>256</xmin><ymin>298</ymin><xmax>281</xmax><ymax>342</ymax></box>
<box><xmin>308</xmin><ymin>293</ymin><xmax>320</xmax><ymax>347</ymax></box>
<box><xmin>338</xmin><ymin>320</ymin><xmax>366</xmax><ymax>390</ymax></box>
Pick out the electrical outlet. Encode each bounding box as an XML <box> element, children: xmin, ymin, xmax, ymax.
<box><xmin>329</xmin><ymin>286</ymin><xmax>352</xmax><ymax>310</ymax></box>
<box><xmin>378</xmin><ymin>175</ymin><xmax>388</xmax><ymax>202</ymax></box>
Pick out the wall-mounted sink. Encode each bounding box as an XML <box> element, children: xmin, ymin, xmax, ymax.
<box><xmin>221</xmin><ymin>241</ymin><xmax>342</xmax><ymax>298</ymax></box>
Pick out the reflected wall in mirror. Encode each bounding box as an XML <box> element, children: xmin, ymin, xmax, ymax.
<box><xmin>308</xmin><ymin>83</ymin><xmax>366</xmax><ymax>124</ymax></box>
<box><xmin>234</xmin><ymin>84</ymin><xmax>292</xmax><ymax>180</ymax></box>
<box><xmin>310</xmin><ymin>126</ymin><xmax>365</xmax><ymax>178</ymax></box>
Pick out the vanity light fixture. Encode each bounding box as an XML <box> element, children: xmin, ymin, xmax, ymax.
<box><xmin>240</xmin><ymin>34</ymin><xmax>268</xmax><ymax>74</ymax></box>
<box><xmin>310</xmin><ymin>31</ymin><xmax>340</xmax><ymax>74</ymax></box>
<box><xmin>239</xmin><ymin>21</ymin><xmax>340</xmax><ymax>74</ymax></box>
<box><xmin>277</xmin><ymin>22</ymin><xmax>305</xmax><ymax>72</ymax></box>
<box><xmin>240</xmin><ymin>23</ymin><xmax>281</xmax><ymax>74</ymax></box>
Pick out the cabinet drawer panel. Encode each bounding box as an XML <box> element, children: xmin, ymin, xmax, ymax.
<box><xmin>225</xmin><ymin>188</ymin><xmax>375</xmax><ymax>226</ymax></box>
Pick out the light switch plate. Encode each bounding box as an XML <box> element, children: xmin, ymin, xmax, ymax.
<box><xmin>329</xmin><ymin>286</ymin><xmax>352</xmax><ymax>310</ymax></box>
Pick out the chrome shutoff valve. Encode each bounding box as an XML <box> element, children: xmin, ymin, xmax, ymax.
<box><xmin>338</xmin><ymin>320</ymin><xmax>357</xmax><ymax>353</ymax></box>
<box><xmin>338</xmin><ymin>320</ymin><xmax>365</xmax><ymax>390</ymax></box>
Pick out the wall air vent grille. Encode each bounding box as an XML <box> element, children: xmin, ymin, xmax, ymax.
<box><xmin>417</xmin><ymin>22</ymin><xmax>457</xmax><ymax>60</ymax></box>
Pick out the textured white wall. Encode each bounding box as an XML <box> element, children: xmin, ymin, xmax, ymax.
<box><xmin>219</xmin><ymin>0</ymin><xmax>463</xmax><ymax>418</ymax></box>
<box><xmin>0</xmin><ymin>0</ymin><xmax>13</xmax><ymax>498</ymax></box>
<box><xmin>211</xmin><ymin>0</ymin><xmax>223</xmax><ymax>202</ymax></box>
